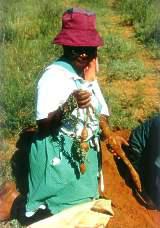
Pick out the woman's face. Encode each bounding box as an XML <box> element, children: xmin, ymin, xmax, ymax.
<box><xmin>73</xmin><ymin>47</ymin><xmax>97</xmax><ymax>72</ymax></box>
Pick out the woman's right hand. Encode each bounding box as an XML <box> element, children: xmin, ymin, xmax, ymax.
<box><xmin>73</xmin><ymin>90</ymin><xmax>91</xmax><ymax>109</ymax></box>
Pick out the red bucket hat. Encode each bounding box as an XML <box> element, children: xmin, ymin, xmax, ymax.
<box><xmin>53</xmin><ymin>8</ymin><xmax>103</xmax><ymax>47</ymax></box>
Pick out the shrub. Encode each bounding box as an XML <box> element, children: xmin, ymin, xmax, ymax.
<box><xmin>104</xmin><ymin>90</ymin><xmax>139</xmax><ymax>129</ymax></box>
<box><xmin>99</xmin><ymin>34</ymin><xmax>147</xmax><ymax>81</ymax></box>
<box><xmin>102</xmin><ymin>34</ymin><xmax>136</xmax><ymax>60</ymax></box>
<box><xmin>118</xmin><ymin>0</ymin><xmax>160</xmax><ymax>45</ymax></box>
<box><xmin>107</xmin><ymin>59</ymin><xmax>146</xmax><ymax>80</ymax></box>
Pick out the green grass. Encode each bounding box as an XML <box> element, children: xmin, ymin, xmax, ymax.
<box><xmin>99</xmin><ymin>33</ymin><xmax>147</xmax><ymax>80</ymax></box>
<box><xmin>117</xmin><ymin>0</ymin><xmax>160</xmax><ymax>54</ymax></box>
<box><xmin>107</xmin><ymin>58</ymin><xmax>146</xmax><ymax>80</ymax></box>
<box><xmin>104</xmin><ymin>81</ymin><xmax>159</xmax><ymax>129</ymax></box>
<box><xmin>0</xmin><ymin>0</ymin><xmax>64</xmax><ymax>136</ymax></box>
<box><xmin>104</xmin><ymin>84</ymin><xmax>141</xmax><ymax>129</ymax></box>
<box><xmin>102</xmin><ymin>34</ymin><xmax>137</xmax><ymax>60</ymax></box>
<box><xmin>0</xmin><ymin>160</ymin><xmax>12</xmax><ymax>185</ymax></box>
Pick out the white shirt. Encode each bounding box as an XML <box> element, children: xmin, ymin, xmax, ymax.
<box><xmin>36</xmin><ymin>61</ymin><xmax>109</xmax><ymax>121</ymax></box>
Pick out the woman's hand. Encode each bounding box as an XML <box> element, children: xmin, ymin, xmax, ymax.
<box><xmin>83</xmin><ymin>58</ymin><xmax>97</xmax><ymax>81</ymax></box>
<box><xmin>73</xmin><ymin>90</ymin><xmax>91</xmax><ymax>109</ymax></box>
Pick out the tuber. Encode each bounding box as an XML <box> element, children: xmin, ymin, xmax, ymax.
<box><xmin>79</xmin><ymin>163</ymin><xmax>86</xmax><ymax>174</ymax></box>
<box><xmin>80</xmin><ymin>142</ymin><xmax>89</xmax><ymax>152</ymax></box>
<box><xmin>108</xmin><ymin>137</ymin><xmax>142</xmax><ymax>192</ymax></box>
<box><xmin>99</xmin><ymin>116</ymin><xmax>142</xmax><ymax>192</ymax></box>
<box><xmin>81</xmin><ymin>126</ymin><xmax>88</xmax><ymax>141</ymax></box>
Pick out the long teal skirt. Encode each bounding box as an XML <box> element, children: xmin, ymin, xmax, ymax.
<box><xmin>26</xmin><ymin>133</ymin><xmax>100</xmax><ymax>214</ymax></box>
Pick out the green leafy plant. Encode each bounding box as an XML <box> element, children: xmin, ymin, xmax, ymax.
<box><xmin>118</xmin><ymin>0</ymin><xmax>160</xmax><ymax>47</ymax></box>
<box><xmin>103</xmin><ymin>34</ymin><xmax>136</xmax><ymax>60</ymax></box>
<box><xmin>107</xmin><ymin>58</ymin><xmax>146</xmax><ymax>80</ymax></box>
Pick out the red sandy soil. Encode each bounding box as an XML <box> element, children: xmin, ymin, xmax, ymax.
<box><xmin>100</xmin><ymin>139</ymin><xmax>160</xmax><ymax>228</ymax></box>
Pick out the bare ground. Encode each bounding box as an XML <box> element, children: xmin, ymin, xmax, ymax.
<box><xmin>101</xmin><ymin>140</ymin><xmax>160</xmax><ymax>228</ymax></box>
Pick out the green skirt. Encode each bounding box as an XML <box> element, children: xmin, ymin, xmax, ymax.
<box><xmin>26</xmin><ymin>132</ymin><xmax>100</xmax><ymax>214</ymax></box>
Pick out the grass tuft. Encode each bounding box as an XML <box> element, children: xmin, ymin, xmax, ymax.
<box><xmin>117</xmin><ymin>0</ymin><xmax>160</xmax><ymax>55</ymax></box>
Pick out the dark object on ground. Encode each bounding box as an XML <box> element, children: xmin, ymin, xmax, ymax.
<box><xmin>11</xmin><ymin>195</ymin><xmax>52</xmax><ymax>226</ymax></box>
<box><xmin>11</xmin><ymin>127</ymin><xmax>36</xmax><ymax>195</ymax></box>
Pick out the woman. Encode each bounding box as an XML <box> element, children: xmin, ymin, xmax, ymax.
<box><xmin>25</xmin><ymin>8</ymin><xmax>114</xmax><ymax>217</ymax></box>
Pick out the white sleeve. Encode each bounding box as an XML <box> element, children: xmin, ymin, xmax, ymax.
<box><xmin>36</xmin><ymin>68</ymin><xmax>68</xmax><ymax>120</ymax></box>
<box><xmin>92</xmin><ymin>80</ymin><xmax>110</xmax><ymax>116</ymax></box>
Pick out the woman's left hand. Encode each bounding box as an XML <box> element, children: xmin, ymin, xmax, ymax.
<box><xmin>83</xmin><ymin>58</ymin><xmax>97</xmax><ymax>81</ymax></box>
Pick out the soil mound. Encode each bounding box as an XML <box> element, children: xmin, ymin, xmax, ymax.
<box><xmin>101</xmin><ymin>140</ymin><xmax>160</xmax><ymax>228</ymax></box>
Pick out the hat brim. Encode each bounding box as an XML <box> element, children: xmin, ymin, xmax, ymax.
<box><xmin>52</xmin><ymin>29</ymin><xmax>103</xmax><ymax>47</ymax></box>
